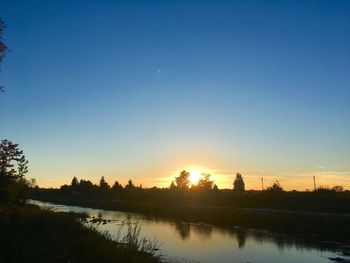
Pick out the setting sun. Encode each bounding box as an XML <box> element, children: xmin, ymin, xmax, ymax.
<box><xmin>189</xmin><ymin>170</ymin><xmax>202</xmax><ymax>185</ymax></box>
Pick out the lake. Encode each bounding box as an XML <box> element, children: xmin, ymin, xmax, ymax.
<box><xmin>28</xmin><ymin>199</ymin><xmax>342</xmax><ymax>263</ymax></box>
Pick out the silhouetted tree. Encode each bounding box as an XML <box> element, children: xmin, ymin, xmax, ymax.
<box><xmin>213</xmin><ymin>184</ymin><xmax>219</xmax><ymax>192</ymax></box>
<box><xmin>125</xmin><ymin>179</ymin><xmax>135</xmax><ymax>190</ymax></box>
<box><xmin>0</xmin><ymin>140</ymin><xmax>29</xmax><ymax>202</ymax></box>
<box><xmin>314</xmin><ymin>186</ymin><xmax>337</xmax><ymax>195</ymax></box>
<box><xmin>79</xmin><ymin>179</ymin><xmax>95</xmax><ymax>193</ymax></box>
<box><xmin>333</xmin><ymin>185</ymin><xmax>344</xmax><ymax>192</ymax></box>
<box><xmin>233</xmin><ymin>173</ymin><xmax>245</xmax><ymax>193</ymax></box>
<box><xmin>71</xmin><ymin>177</ymin><xmax>79</xmax><ymax>189</ymax></box>
<box><xmin>169</xmin><ymin>181</ymin><xmax>176</xmax><ymax>190</ymax></box>
<box><xmin>0</xmin><ymin>18</ymin><xmax>8</xmax><ymax>92</ymax></box>
<box><xmin>175</xmin><ymin>170</ymin><xmax>190</xmax><ymax>190</ymax></box>
<box><xmin>29</xmin><ymin>178</ymin><xmax>37</xmax><ymax>188</ymax></box>
<box><xmin>112</xmin><ymin>180</ymin><xmax>123</xmax><ymax>192</ymax></box>
<box><xmin>99</xmin><ymin>176</ymin><xmax>110</xmax><ymax>191</ymax></box>
<box><xmin>267</xmin><ymin>180</ymin><xmax>283</xmax><ymax>192</ymax></box>
<box><xmin>60</xmin><ymin>184</ymin><xmax>70</xmax><ymax>192</ymax></box>
<box><xmin>197</xmin><ymin>173</ymin><xmax>214</xmax><ymax>190</ymax></box>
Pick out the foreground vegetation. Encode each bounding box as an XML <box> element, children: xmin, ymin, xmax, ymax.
<box><xmin>0</xmin><ymin>204</ymin><xmax>160</xmax><ymax>263</ymax></box>
<box><xmin>0</xmin><ymin>138</ymin><xmax>160</xmax><ymax>263</ymax></box>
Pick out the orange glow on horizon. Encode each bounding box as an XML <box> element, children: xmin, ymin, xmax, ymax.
<box><xmin>189</xmin><ymin>170</ymin><xmax>201</xmax><ymax>185</ymax></box>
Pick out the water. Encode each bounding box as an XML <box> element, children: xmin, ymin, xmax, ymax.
<box><xmin>28</xmin><ymin>199</ymin><xmax>342</xmax><ymax>263</ymax></box>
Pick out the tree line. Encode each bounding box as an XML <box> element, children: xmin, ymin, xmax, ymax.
<box><xmin>57</xmin><ymin>171</ymin><xmax>286</xmax><ymax>194</ymax></box>
<box><xmin>41</xmin><ymin>169</ymin><xmax>348</xmax><ymax>195</ymax></box>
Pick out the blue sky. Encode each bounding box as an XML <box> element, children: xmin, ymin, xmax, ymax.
<box><xmin>1</xmin><ymin>0</ymin><xmax>349</xmax><ymax>189</ymax></box>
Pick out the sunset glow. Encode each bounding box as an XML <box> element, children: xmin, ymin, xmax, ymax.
<box><xmin>189</xmin><ymin>170</ymin><xmax>201</xmax><ymax>185</ymax></box>
<box><xmin>1</xmin><ymin>1</ymin><xmax>349</xmax><ymax>191</ymax></box>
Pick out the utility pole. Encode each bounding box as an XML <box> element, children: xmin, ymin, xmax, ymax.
<box><xmin>313</xmin><ymin>176</ymin><xmax>316</xmax><ymax>191</ymax></box>
<box><xmin>261</xmin><ymin>177</ymin><xmax>264</xmax><ymax>191</ymax></box>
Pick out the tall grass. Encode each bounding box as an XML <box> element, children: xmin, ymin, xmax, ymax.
<box><xmin>84</xmin><ymin>218</ymin><xmax>161</xmax><ymax>256</ymax></box>
<box><xmin>0</xmin><ymin>204</ymin><xmax>161</xmax><ymax>263</ymax></box>
<box><xmin>121</xmin><ymin>222</ymin><xmax>161</xmax><ymax>254</ymax></box>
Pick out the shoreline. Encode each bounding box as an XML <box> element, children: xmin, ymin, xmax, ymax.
<box><xmin>29</xmin><ymin>194</ymin><xmax>350</xmax><ymax>243</ymax></box>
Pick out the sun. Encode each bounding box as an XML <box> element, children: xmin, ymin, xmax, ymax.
<box><xmin>189</xmin><ymin>170</ymin><xmax>201</xmax><ymax>185</ymax></box>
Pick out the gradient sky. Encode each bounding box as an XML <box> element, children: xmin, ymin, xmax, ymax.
<box><xmin>1</xmin><ymin>0</ymin><xmax>349</xmax><ymax>190</ymax></box>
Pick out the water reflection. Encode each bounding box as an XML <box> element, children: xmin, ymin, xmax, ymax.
<box><xmin>174</xmin><ymin>222</ymin><xmax>191</xmax><ymax>240</ymax></box>
<box><xmin>28</xmin><ymin>200</ymin><xmax>339</xmax><ymax>263</ymax></box>
<box><xmin>174</xmin><ymin>222</ymin><xmax>213</xmax><ymax>241</ymax></box>
<box><xmin>172</xmin><ymin>223</ymin><xmax>313</xmax><ymax>251</ymax></box>
<box><xmin>235</xmin><ymin>228</ymin><xmax>247</xmax><ymax>248</ymax></box>
<box><xmin>192</xmin><ymin>223</ymin><xmax>213</xmax><ymax>240</ymax></box>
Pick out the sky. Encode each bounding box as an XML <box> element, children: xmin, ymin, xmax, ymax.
<box><xmin>0</xmin><ymin>0</ymin><xmax>349</xmax><ymax>190</ymax></box>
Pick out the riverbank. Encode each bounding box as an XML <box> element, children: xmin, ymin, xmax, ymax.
<box><xmin>0</xmin><ymin>204</ymin><xmax>161</xmax><ymax>263</ymax></box>
<box><xmin>30</xmin><ymin>194</ymin><xmax>350</xmax><ymax>242</ymax></box>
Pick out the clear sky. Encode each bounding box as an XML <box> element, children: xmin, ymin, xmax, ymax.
<box><xmin>1</xmin><ymin>0</ymin><xmax>349</xmax><ymax>190</ymax></box>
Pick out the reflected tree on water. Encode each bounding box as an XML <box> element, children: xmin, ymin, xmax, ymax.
<box><xmin>192</xmin><ymin>223</ymin><xmax>213</xmax><ymax>240</ymax></box>
<box><xmin>174</xmin><ymin>222</ymin><xmax>213</xmax><ymax>241</ymax></box>
<box><xmin>174</xmin><ymin>222</ymin><xmax>191</xmax><ymax>240</ymax></box>
<box><xmin>226</xmin><ymin>228</ymin><xmax>247</xmax><ymax>249</ymax></box>
<box><xmin>235</xmin><ymin>228</ymin><xmax>248</xmax><ymax>248</ymax></box>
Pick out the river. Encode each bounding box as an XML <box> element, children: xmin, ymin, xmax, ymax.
<box><xmin>28</xmin><ymin>199</ymin><xmax>343</xmax><ymax>263</ymax></box>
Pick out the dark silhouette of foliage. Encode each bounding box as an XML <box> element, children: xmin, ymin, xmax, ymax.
<box><xmin>0</xmin><ymin>18</ymin><xmax>8</xmax><ymax>92</ymax></box>
<box><xmin>332</xmin><ymin>185</ymin><xmax>344</xmax><ymax>192</ymax></box>
<box><xmin>169</xmin><ymin>181</ymin><xmax>176</xmax><ymax>190</ymax></box>
<box><xmin>0</xmin><ymin>140</ymin><xmax>29</xmax><ymax>203</ymax></box>
<box><xmin>112</xmin><ymin>180</ymin><xmax>123</xmax><ymax>192</ymax></box>
<box><xmin>197</xmin><ymin>173</ymin><xmax>214</xmax><ymax>190</ymax></box>
<box><xmin>79</xmin><ymin>179</ymin><xmax>96</xmax><ymax>193</ymax></box>
<box><xmin>99</xmin><ymin>176</ymin><xmax>110</xmax><ymax>191</ymax></box>
<box><xmin>233</xmin><ymin>173</ymin><xmax>245</xmax><ymax>193</ymax></box>
<box><xmin>71</xmin><ymin>177</ymin><xmax>79</xmax><ymax>189</ymax></box>
<box><xmin>125</xmin><ymin>179</ymin><xmax>135</xmax><ymax>191</ymax></box>
<box><xmin>0</xmin><ymin>205</ymin><xmax>160</xmax><ymax>263</ymax></box>
<box><xmin>63</xmin><ymin>178</ymin><xmax>97</xmax><ymax>194</ymax></box>
<box><xmin>175</xmin><ymin>170</ymin><xmax>190</xmax><ymax>190</ymax></box>
<box><xmin>267</xmin><ymin>180</ymin><xmax>283</xmax><ymax>192</ymax></box>
<box><xmin>313</xmin><ymin>186</ymin><xmax>344</xmax><ymax>196</ymax></box>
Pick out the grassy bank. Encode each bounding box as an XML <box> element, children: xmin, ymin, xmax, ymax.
<box><xmin>0</xmin><ymin>204</ymin><xmax>160</xmax><ymax>263</ymax></box>
<box><xmin>30</xmin><ymin>193</ymin><xmax>350</xmax><ymax>242</ymax></box>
